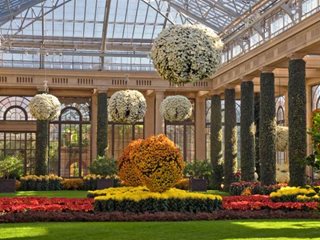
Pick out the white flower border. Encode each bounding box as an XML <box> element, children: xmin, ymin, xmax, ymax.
<box><xmin>160</xmin><ymin>95</ymin><xmax>192</xmax><ymax>122</ymax></box>
<box><xmin>29</xmin><ymin>93</ymin><xmax>61</xmax><ymax>120</ymax></box>
<box><xmin>108</xmin><ymin>90</ymin><xmax>147</xmax><ymax>124</ymax></box>
<box><xmin>151</xmin><ymin>24</ymin><xmax>223</xmax><ymax>84</ymax></box>
<box><xmin>276</xmin><ymin>125</ymin><xmax>288</xmax><ymax>152</ymax></box>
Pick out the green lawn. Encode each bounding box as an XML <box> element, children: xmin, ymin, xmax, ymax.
<box><xmin>0</xmin><ymin>191</ymin><xmax>87</xmax><ymax>198</ymax></box>
<box><xmin>0</xmin><ymin>220</ymin><xmax>319</xmax><ymax>240</ymax></box>
<box><xmin>206</xmin><ymin>190</ymin><xmax>230</xmax><ymax>196</ymax></box>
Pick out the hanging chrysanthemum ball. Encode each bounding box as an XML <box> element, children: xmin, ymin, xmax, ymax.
<box><xmin>150</xmin><ymin>24</ymin><xmax>223</xmax><ymax>84</ymax></box>
<box><xmin>108</xmin><ymin>90</ymin><xmax>147</xmax><ymax>124</ymax></box>
<box><xmin>276</xmin><ymin>126</ymin><xmax>288</xmax><ymax>152</ymax></box>
<box><xmin>160</xmin><ymin>95</ymin><xmax>192</xmax><ymax>122</ymax></box>
<box><xmin>29</xmin><ymin>93</ymin><xmax>61</xmax><ymax>120</ymax></box>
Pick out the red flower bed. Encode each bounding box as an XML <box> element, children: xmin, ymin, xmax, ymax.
<box><xmin>223</xmin><ymin>195</ymin><xmax>318</xmax><ymax>211</ymax></box>
<box><xmin>0</xmin><ymin>197</ymin><xmax>94</xmax><ymax>213</ymax></box>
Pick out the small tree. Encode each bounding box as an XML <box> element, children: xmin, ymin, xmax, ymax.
<box><xmin>0</xmin><ymin>156</ymin><xmax>23</xmax><ymax>179</ymax></box>
<box><xmin>88</xmin><ymin>156</ymin><xmax>117</xmax><ymax>178</ymax></box>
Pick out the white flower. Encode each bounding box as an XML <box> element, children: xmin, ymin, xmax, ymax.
<box><xmin>160</xmin><ymin>95</ymin><xmax>192</xmax><ymax>122</ymax></box>
<box><xmin>29</xmin><ymin>93</ymin><xmax>61</xmax><ymax>120</ymax></box>
<box><xmin>151</xmin><ymin>24</ymin><xmax>223</xmax><ymax>84</ymax></box>
<box><xmin>276</xmin><ymin>126</ymin><xmax>288</xmax><ymax>152</ymax></box>
<box><xmin>108</xmin><ymin>90</ymin><xmax>147</xmax><ymax>124</ymax></box>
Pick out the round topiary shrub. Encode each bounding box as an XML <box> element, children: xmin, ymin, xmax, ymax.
<box><xmin>29</xmin><ymin>93</ymin><xmax>61</xmax><ymax>120</ymax></box>
<box><xmin>117</xmin><ymin>139</ymin><xmax>144</xmax><ymax>187</ymax></box>
<box><xmin>108</xmin><ymin>90</ymin><xmax>147</xmax><ymax>124</ymax></box>
<box><xmin>276</xmin><ymin>126</ymin><xmax>288</xmax><ymax>152</ymax></box>
<box><xmin>131</xmin><ymin>134</ymin><xmax>185</xmax><ymax>192</ymax></box>
<box><xmin>160</xmin><ymin>95</ymin><xmax>192</xmax><ymax>122</ymax></box>
<box><xmin>150</xmin><ymin>24</ymin><xmax>223</xmax><ymax>84</ymax></box>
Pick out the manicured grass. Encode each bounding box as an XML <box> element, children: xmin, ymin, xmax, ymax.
<box><xmin>0</xmin><ymin>220</ymin><xmax>320</xmax><ymax>240</ymax></box>
<box><xmin>206</xmin><ymin>190</ymin><xmax>230</xmax><ymax>196</ymax></box>
<box><xmin>0</xmin><ymin>191</ymin><xmax>87</xmax><ymax>198</ymax></box>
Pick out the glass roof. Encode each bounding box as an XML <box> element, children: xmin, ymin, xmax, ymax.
<box><xmin>0</xmin><ymin>0</ymin><xmax>286</xmax><ymax>70</ymax></box>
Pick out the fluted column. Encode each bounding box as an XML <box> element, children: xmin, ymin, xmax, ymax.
<box><xmin>97</xmin><ymin>90</ymin><xmax>108</xmax><ymax>156</ymax></box>
<box><xmin>195</xmin><ymin>95</ymin><xmax>206</xmax><ymax>160</ymax></box>
<box><xmin>224</xmin><ymin>88</ymin><xmax>237</xmax><ymax>189</ymax></box>
<box><xmin>288</xmin><ymin>58</ymin><xmax>306</xmax><ymax>186</ymax></box>
<box><xmin>240</xmin><ymin>80</ymin><xmax>255</xmax><ymax>181</ymax></box>
<box><xmin>155</xmin><ymin>91</ymin><xmax>165</xmax><ymax>135</ymax></box>
<box><xmin>210</xmin><ymin>94</ymin><xmax>223</xmax><ymax>189</ymax></box>
<box><xmin>260</xmin><ymin>70</ymin><xmax>276</xmax><ymax>185</ymax></box>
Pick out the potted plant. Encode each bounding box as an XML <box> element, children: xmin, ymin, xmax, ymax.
<box><xmin>88</xmin><ymin>155</ymin><xmax>117</xmax><ymax>189</ymax></box>
<box><xmin>0</xmin><ymin>156</ymin><xmax>23</xmax><ymax>193</ymax></box>
<box><xmin>183</xmin><ymin>160</ymin><xmax>212</xmax><ymax>192</ymax></box>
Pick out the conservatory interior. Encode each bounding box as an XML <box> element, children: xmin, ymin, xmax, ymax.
<box><xmin>0</xmin><ymin>0</ymin><xmax>319</xmax><ymax>188</ymax></box>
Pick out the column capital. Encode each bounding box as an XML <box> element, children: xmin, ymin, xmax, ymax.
<box><xmin>97</xmin><ymin>88</ymin><xmax>108</xmax><ymax>94</ymax></box>
<box><xmin>259</xmin><ymin>67</ymin><xmax>275</xmax><ymax>73</ymax></box>
<box><xmin>210</xmin><ymin>89</ymin><xmax>224</xmax><ymax>96</ymax></box>
<box><xmin>240</xmin><ymin>75</ymin><xmax>255</xmax><ymax>82</ymax></box>
<box><xmin>287</xmin><ymin>52</ymin><xmax>306</xmax><ymax>60</ymax></box>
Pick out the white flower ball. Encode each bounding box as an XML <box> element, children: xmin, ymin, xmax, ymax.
<box><xmin>151</xmin><ymin>24</ymin><xmax>223</xmax><ymax>84</ymax></box>
<box><xmin>108</xmin><ymin>90</ymin><xmax>146</xmax><ymax>124</ymax></box>
<box><xmin>276</xmin><ymin>126</ymin><xmax>288</xmax><ymax>152</ymax></box>
<box><xmin>160</xmin><ymin>95</ymin><xmax>192</xmax><ymax>122</ymax></box>
<box><xmin>29</xmin><ymin>93</ymin><xmax>61</xmax><ymax>120</ymax></box>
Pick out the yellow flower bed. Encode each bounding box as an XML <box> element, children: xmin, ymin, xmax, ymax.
<box><xmin>92</xmin><ymin>187</ymin><xmax>222</xmax><ymax>213</ymax></box>
<box><xmin>92</xmin><ymin>186</ymin><xmax>221</xmax><ymax>202</ymax></box>
<box><xmin>270</xmin><ymin>186</ymin><xmax>319</xmax><ymax>202</ymax></box>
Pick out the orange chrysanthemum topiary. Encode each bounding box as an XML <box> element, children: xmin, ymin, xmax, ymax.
<box><xmin>117</xmin><ymin>139</ymin><xmax>143</xmax><ymax>187</ymax></box>
<box><xmin>131</xmin><ymin>134</ymin><xmax>185</xmax><ymax>192</ymax></box>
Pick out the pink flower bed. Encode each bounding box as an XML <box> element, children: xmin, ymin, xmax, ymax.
<box><xmin>0</xmin><ymin>197</ymin><xmax>94</xmax><ymax>213</ymax></box>
<box><xmin>223</xmin><ymin>195</ymin><xmax>318</xmax><ymax>211</ymax></box>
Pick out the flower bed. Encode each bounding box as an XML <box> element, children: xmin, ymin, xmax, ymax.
<box><xmin>20</xmin><ymin>175</ymin><xmax>63</xmax><ymax>191</ymax></box>
<box><xmin>92</xmin><ymin>186</ymin><xmax>222</xmax><ymax>213</ymax></box>
<box><xmin>270</xmin><ymin>186</ymin><xmax>320</xmax><ymax>202</ymax></box>
<box><xmin>223</xmin><ymin>195</ymin><xmax>318</xmax><ymax>211</ymax></box>
<box><xmin>229</xmin><ymin>181</ymin><xmax>287</xmax><ymax>195</ymax></box>
<box><xmin>0</xmin><ymin>197</ymin><xmax>93</xmax><ymax>213</ymax></box>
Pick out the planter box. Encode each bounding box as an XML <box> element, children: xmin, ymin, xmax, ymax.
<box><xmin>96</xmin><ymin>179</ymin><xmax>114</xmax><ymax>190</ymax></box>
<box><xmin>0</xmin><ymin>179</ymin><xmax>16</xmax><ymax>193</ymax></box>
<box><xmin>189</xmin><ymin>178</ymin><xmax>207</xmax><ymax>192</ymax></box>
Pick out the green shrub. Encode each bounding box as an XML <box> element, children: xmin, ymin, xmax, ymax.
<box><xmin>184</xmin><ymin>160</ymin><xmax>212</xmax><ymax>179</ymax></box>
<box><xmin>88</xmin><ymin>156</ymin><xmax>117</xmax><ymax>178</ymax></box>
<box><xmin>0</xmin><ymin>156</ymin><xmax>23</xmax><ymax>179</ymax></box>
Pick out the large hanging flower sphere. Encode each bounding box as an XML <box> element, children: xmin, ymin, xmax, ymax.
<box><xmin>29</xmin><ymin>93</ymin><xmax>61</xmax><ymax>120</ymax></box>
<box><xmin>276</xmin><ymin>126</ymin><xmax>288</xmax><ymax>152</ymax></box>
<box><xmin>160</xmin><ymin>95</ymin><xmax>192</xmax><ymax>122</ymax></box>
<box><xmin>108</xmin><ymin>90</ymin><xmax>147</xmax><ymax>124</ymax></box>
<box><xmin>150</xmin><ymin>24</ymin><xmax>223</xmax><ymax>84</ymax></box>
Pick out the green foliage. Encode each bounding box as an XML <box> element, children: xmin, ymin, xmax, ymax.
<box><xmin>184</xmin><ymin>160</ymin><xmax>212</xmax><ymax>179</ymax></box>
<box><xmin>306</xmin><ymin>112</ymin><xmax>320</xmax><ymax>170</ymax></box>
<box><xmin>259</xmin><ymin>72</ymin><xmax>276</xmax><ymax>185</ymax></box>
<box><xmin>224</xmin><ymin>88</ymin><xmax>237</xmax><ymax>190</ymax></box>
<box><xmin>94</xmin><ymin>198</ymin><xmax>221</xmax><ymax>213</ymax></box>
<box><xmin>0</xmin><ymin>155</ymin><xmax>23</xmax><ymax>179</ymax></box>
<box><xmin>288</xmin><ymin>59</ymin><xmax>306</xmax><ymax>186</ymax></box>
<box><xmin>210</xmin><ymin>95</ymin><xmax>223</xmax><ymax>189</ymax></box>
<box><xmin>20</xmin><ymin>175</ymin><xmax>63</xmax><ymax>191</ymax></box>
<box><xmin>88</xmin><ymin>156</ymin><xmax>117</xmax><ymax>178</ymax></box>
<box><xmin>240</xmin><ymin>81</ymin><xmax>255</xmax><ymax>181</ymax></box>
<box><xmin>35</xmin><ymin>120</ymin><xmax>49</xmax><ymax>175</ymax></box>
<box><xmin>97</xmin><ymin>92</ymin><xmax>108</xmax><ymax>156</ymax></box>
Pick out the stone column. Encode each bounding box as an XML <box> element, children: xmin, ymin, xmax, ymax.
<box><xmin>210</xmin><ymin>94</ymin><xmax>223</xmax><ymax>189</ymax></box>
<box><xmin>224</xmin><ymin>88</ymin><xmax>237</xmax><ymax>189</ymax></box>
<box><xmin>145</xmin><ymin>93</ymin><xmax>155</xmax><ymax>138</ymax></box>
<box><xmin>91</xmin><ymin>90</ymin><xmax>98</xmax><ymax>160</ymax></box>
<box><xmin>97</xmin><ymin>90</ymin><xmax>108</xmax><ymax>157</ymax></box>
<box><xmin>195</xmin><ymin>95</ymin><xmax>206</xmax><ymax>160</ymax></box>
<box><xmin>260</xmin><ymin>70</ymin><xmax>276</xmax><ymax>185</ymax></box>
<box><xmin>155</xmin><ymin>91</ymin><xmax>165</xmax><ymax>135</ymax></box>
<box><xmin>240</xmin><ymin>80</ymin><xmax>255</xmax><ymax>181</ymax></box>
<box><xmin>288</xmin><ymin>58</ymin><xmax>306</xmax><ymax>186</ymax></box>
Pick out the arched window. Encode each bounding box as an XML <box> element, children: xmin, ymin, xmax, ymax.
<box><xmin>165</xmin><ymin>99</ymin><xmax>195</xmax><ymax>162</ymax></box>
<box><xmin>0</xmin><ymin>96</ymin><xmax>36</xmax><ymax>174</ymax></box>
<box><xmin>49</xmin><ymin>98</ymin><xmax>91</xmax><ymax>177</ymax></box>
<box><xmin>275</xmin><ymin>95</ymin><xmax>286</xmax><ymax>164</ymax></box>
